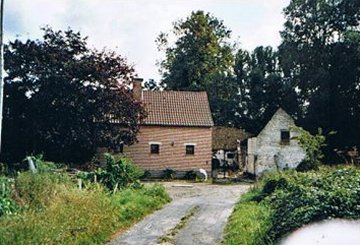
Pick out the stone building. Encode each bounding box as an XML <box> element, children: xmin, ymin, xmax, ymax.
<box><xmin>122</xmin><ymin>79</ymin><xmax>214</xmax><ymax>176</ymax></box>
<box><xmin>244</xmin><ymin>108</ymin><xmax>306</xmax><ymax>176</ymax></box>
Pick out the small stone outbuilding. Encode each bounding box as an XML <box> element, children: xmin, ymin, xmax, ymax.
<box><xmin>244</xmin><ymin>108</ymin><xmax>306</xmax><ymax>176</ymax></box>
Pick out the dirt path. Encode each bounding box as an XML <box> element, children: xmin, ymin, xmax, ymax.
<box><xmin>109</xmin><ymin>182</ymin><xmax>250</xmax><ymax>245</ymax></box>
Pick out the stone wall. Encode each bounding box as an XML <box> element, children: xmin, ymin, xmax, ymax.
<box><xmin>246</xmin><ymin>109</ymin><xmax>306</xmax><ymax>176</ymax></box>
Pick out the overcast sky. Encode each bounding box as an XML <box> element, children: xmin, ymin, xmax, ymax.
<box><xmin>5</xmin><ymin>0</ymin><xmax>290</xmax><ymax>81</ymax></box>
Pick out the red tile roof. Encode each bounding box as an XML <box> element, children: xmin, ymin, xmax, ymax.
<box><xmin>142</xmin><ymin>91</ymin><xmax>214</xmax><ymax>127</ymax></box>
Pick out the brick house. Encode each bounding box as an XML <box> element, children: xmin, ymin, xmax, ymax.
<box><xmin>123</xmin><ymin>79</ymin><xmax>214</xmax><ymax>175</ymax></box>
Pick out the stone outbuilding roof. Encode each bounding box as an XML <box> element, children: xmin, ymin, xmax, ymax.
<box><xmin>142</xmin><ymin>91</ymin><xmax>214</xmax><ymax>127</ymax></box>
<box><xmin>212</xmin><ymin>126</ymin><xmax>251</xmax><ymax>151</ymax></box>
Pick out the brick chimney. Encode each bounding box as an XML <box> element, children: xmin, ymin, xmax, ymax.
<box><xmin>132</xmin><ymin>78</ymin><xmax>143</xmax><ymax>101</ymax></box>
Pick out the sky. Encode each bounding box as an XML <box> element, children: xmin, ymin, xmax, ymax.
<box><xmin>5</xmin><ymin>0</ymin><xmax>290</xmax><ymax>81</ymax></box>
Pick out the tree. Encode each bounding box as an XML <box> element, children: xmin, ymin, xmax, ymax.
<box><xmin>157</xmin><ymin>11</ymin><xmax>237</xmax><ymax>126</ymax></box>
<box><xmin>143</xmin><ymin>79</ymin><xmax>161</xmax><ymax>91</ymax></box>
<box><xmin>2</xmin><ymin>27</ymin><xmax>146</xmax><ymax>164</ymax></box>
<box><xmin>279</xmin><ymin>0</ymin><xmax>360</xmax><ymax>153</ymax></box>
<box><xmin>235</xmin><ymin>46</ymin><xmax>300</xmax><ymax>133</ymax></box>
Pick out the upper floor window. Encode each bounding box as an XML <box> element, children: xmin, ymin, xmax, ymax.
<box><xmin>149</xmin><ymin>142</ymin><xmax>161</xmax><ymax>154</ymax></box>
<box><xmin>114</xmin><ymin>142</ymin><xmax>124</xmax><ymax>153</ymax></box>
<box><xmin>281</xmin><ymin>130</ymin><xmax>290</xmax><ymax>144</ymax></box>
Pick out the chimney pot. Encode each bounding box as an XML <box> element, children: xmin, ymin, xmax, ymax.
<box><xmin>132</xmin><ymin>78</ymin><xmax>143</xmax><ymax>101</ymax></box>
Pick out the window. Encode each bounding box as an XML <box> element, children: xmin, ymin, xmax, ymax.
<box><xmin>281</xmin><ymin>130</ymin><xmax>290</xmax><ymax>144</ymax></box>
<box><xmin>114</xmin><ymin>142</ymin><xmax>124</xmax><ymax>153</ymax></box>
<box><xmin>150</xmin><ymin>144</ymin><xmax>160</xmax><ymax>154</ymax></box>
<box><xmin>113</xmin><ymin>141</ymin><xmax>123</xmax><ymax>153</ymax></box>
<box><xmin>185</xmin><ymin>145</ymin><xmax>195</xmax><ymax>155</ymax></box>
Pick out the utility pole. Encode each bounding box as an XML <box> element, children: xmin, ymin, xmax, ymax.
<box><xmin>0</xmin><ymin>0</ymin><xmax>4</xmax><ymax>153</ymax></box>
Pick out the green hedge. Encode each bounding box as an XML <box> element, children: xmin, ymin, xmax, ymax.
<box><xmin>223</xmin><ymin>167</ymin><xmax>360</xmax><ymax>244</ymax></box>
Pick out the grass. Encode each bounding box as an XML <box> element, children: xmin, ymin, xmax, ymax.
<box><xmin>158</xmin><ymin>205</ymin><xmax>200</xmax><ymax>243</ymax></box>
<box><xmin>222</xmin><ymin>192</ymin><xmax>272</xmax><ymax>245</ymax></box>
<box><xmin>222</xmin><ymin>166</ymin><xmax>360</xmax><ymax>245</ymax></box>
<box><xmin>0</xmin><ymin>172</ymin><xmax>171</xmax><ymax>245</ymax></box>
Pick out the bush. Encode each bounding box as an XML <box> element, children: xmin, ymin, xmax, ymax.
<box><xmin>292</xmin><ymin>127</ymin><xmax>327</xmax><ymax>171</ymax></box>
<box><xmin>184</xmin><ymin>170</ymin><xmax>197</xmax><ymax>180</ymax></box>
<box><xmin>163</xmin><ymin>168</ymin><xmax>175</xmax><ymax>180</ymax></box>
<box><xmin>80</xmin><ymin>154</ymin><xmax>143</xmax><ymax>192</ymax></box>
<box><xmin>223</xmin><ymin>167</ymin><xmax>360</xmax><ymax>244</ymax></box>
<box><xmin>265</xmin><ymin>168</ymin><xmax>360</xmax><ymax>239</ymax></box>
<box><xmin>0</xmin><ymin>176</ymin><xmax>18</xmax><ymax>216</ymax></box>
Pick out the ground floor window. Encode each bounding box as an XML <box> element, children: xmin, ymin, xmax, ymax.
<box><xmin>185</xmin><ymin>143</ymin><xmax>196</xmax><ymax>155</ymax></box>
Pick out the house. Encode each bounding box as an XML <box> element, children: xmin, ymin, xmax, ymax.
<box><xmin>123</xmin><ymin>78</ymin><xmax>214</xmax><ymax>177</ymax></box>
<box><xmin>244</xmin><ymin>108</ymin><xmax>306</xmax><ymax>176</ymax></box>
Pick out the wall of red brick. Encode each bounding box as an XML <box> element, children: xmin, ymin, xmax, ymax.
<box><xmin>123</xmin><ymin>126</ymin><xmax>212</xmax><ymax>172</ymax></box>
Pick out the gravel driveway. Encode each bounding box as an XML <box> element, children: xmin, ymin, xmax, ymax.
<box><xmin>109</xmin><ymin>182</ymin><xmax>250</xmax><ymax>245</ymax></box>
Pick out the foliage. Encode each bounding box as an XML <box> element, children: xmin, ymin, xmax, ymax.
<box><xmin>234</xmin><ymin>46</ymin><xmax>300</xmax><ymax>133</ymax></box>
<box><xmin>222</xmin><ymin>199</ymin><xmax>272</xmax><ymax>245</ymax></box>
<box><xmin>29</xmin><ymin>155</ymin><xmax>62</xmax><ymax>173</ymax></box>
<box><xmin>0</xmin><ymin>176</ymin><xmax>18</xmax><ymax>216</ymax></box>
<box><xmin>80</xmin><ymin>154</ymin><xmax>143</xmax><ymax>192</ymax></box>
<box><xmin>184</xmin><ymin>170</ymin><xmax>197</xmax><ymax>180</ymax></box>
<box><xmin>157</xmin><ymin>11</ymin><xmax>238</xmax><ymax>126</ymax></box>
<box><xmin>162</xmin><ymin>168</ymin><xmax>175</xmax><ymax>180</ymax></box>
<box><xmin>292</xmin><ymin>127</ymin><xmax>327</xmax><ymax>171</ymax></box>
<box><xmin>0</xmin><ymin>182</ymin><xmax>170</xmax><ymax>245</ymax></box>
<box><xmin>2</xmin><ymin>27</ymin><xmax>146</xmax><ymax>164</ymax></box>
<box><xmin>14</xmin><ymin>172</ymin><xmax>72</xmax><ymax>209</ymax></box>
<box><xmin>223</xmin><ymin>167</ymin><xmax>360</xmax><ymax>244</ymax></box>
<box><xmin>0</xmin><ymin>167</ymin><xmax>170</xmax><ymax>244</ymax></box>
<box><xmin>279</xmin><ymin>0</ymin><xmax>360</xmax><ymax>152</ymax></box>
<box><xmin>143</xmin><ymin>79</ymin><xmax>162</xmax><ymax>91</ymax></box>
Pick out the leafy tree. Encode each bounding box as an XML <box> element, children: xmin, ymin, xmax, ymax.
<box><xmin>2</xmin><ymin>27</ymin><xmax>146</xmax><ymax>164</ymax></box>
<box><xmin>157</xmin><ymin>11</ymin><xmax>237</xmax><ymax>126</ymax></box>
<box><xmin>235</xmin><ymin>46</ymin><xmax>300</xmax><ymax>133</ymax></box>
<box><xmin>143</xmin><ymin>79</ymin><xmax>161</xmax><ymax>91</ymax></box>
<box><xmin>279</xmin><ymin>0</ymin><xmax>360</xmax><ymax>152</ymax></box>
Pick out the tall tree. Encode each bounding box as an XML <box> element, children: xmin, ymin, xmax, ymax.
<box><xmin>2</xmin><ymin>27</ymin><xmax>146</xmax><ymax>163</ymax></box>
<box><xmin>279</xmin><ymin>0</ymin><xmax>360</xmax><ymax>151</ymax></box>
<box><xmin>157</xmin><ymin>11</ymin><xmax>237</xmax><ymax>126</ymax></box>
<box><xmin>235</xmin><ymin>46</ymin><xmax>300</xmax><ymax>133</ymax></box>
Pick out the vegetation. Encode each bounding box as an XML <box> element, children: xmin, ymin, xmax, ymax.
<box><xmin>156</xmin><ymin>10</ymin><xmax>237</xmax><ymax>126</ymax></box>
<box><xmin>0</xmin><ymin>157</ymin><xmax>170</xmax><ymax>245</ymax></box>
<box><xmin>292</xmin><ymin>127</ymin><xmax>327</xmax><ymax>171</ymax></box>
<box><xmin>2</xmin><ymin>27</ymin><xmax>147</xmax><ymax>164</ymax></box>
<box><xmin>223</xmin><ymin>167</ymin><xmax>360</xmax><ymax>245</ymax></box>
<box><xmin>2</xmin><ymin>1</ymin><xmax>359</xmax><ymax>164</ymax></box>
<box><xmin>279</xmin><ymin>0</ymin><xmax>360</xmax><ymax>154</ymax></box>
<box><xmin>157</xmin><ymin>2</ymin><xmax>360</xmax><ymax>158</ymax></box>
<box><xmin>80</xmin><ymin>154</ymin><xmax>143</xmax><ymax>192</ymax></box>
<box><xmin>0</xmin><ymin>176</ymin><xmax>18</xmax><ymax>216</ymax></box>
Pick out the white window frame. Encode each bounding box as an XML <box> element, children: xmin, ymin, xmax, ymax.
<box><xmin>149</xmin><ymin>142</ymin><xmax>161</xmax><ymax>154</ymax></box>
<box><xmin>184</xmin><ymin>143</ymin><xmax>196</xmax><ymax>155</ymax></box>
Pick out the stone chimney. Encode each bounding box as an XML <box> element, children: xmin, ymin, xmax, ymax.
<box><xmin>132</xmin><ymin>78</ymin><xmax>143</xmax><ymax>101</ymax></box>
